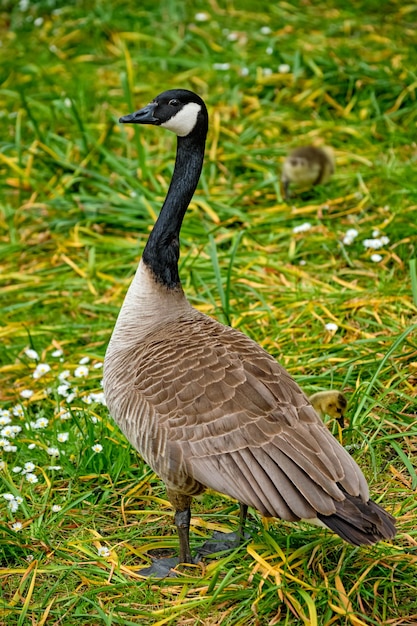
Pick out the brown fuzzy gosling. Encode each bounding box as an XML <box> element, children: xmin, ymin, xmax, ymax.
<box><xmin>309</xmin><ymin>390</ymin><xmax>347</xmax><ymax>428</ymax></box>
<box><xmin>281</xmin><ymin>145</ymin><xmax>335</xmax><ymax>201</ymax></box>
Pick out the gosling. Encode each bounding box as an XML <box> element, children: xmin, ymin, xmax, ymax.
<box><xmin>281</xmin><ymin>145</ymin><xmax>334</xmax><ymax>200</ymax></box>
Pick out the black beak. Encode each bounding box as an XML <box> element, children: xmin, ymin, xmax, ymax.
<box><xmin>119</xmin><ymin>102</ymin><xmax>159</xmax><ymax>125</ymax></box>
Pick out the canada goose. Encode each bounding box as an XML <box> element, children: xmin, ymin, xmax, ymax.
<box><xmin>281</xmin><ymin>145</ymin><xmax>334</xmax><ymax>201</ymax></box>
<box><xmin>103</xmin><ymin>89</ymin><xmax>395</xmax><ymax>575</ymax></box>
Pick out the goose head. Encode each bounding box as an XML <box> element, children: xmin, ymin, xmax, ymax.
<box><xmin>119</xmin><ymin>89</ymin><xmax>208</xmax><ymax>138</ymax></box>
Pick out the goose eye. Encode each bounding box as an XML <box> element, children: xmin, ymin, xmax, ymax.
<box><xmin>168</xmin><ymin>99</ymin><xmax>180</xmax><ymax>107</ymax></box>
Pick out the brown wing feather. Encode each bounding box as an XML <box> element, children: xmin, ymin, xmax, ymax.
<box><xmin>130</xmin><ymin>312</ymin><xmax>369</xmax><ymax>520</ymax></box>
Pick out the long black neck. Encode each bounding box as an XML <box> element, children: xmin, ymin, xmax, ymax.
<box><xmin>142</xmin><ymin>133</ymin><xmax>206</xmax><ymax>289</ymax></box>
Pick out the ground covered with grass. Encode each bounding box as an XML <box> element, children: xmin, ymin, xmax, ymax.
<box><xmin>1</xmin><ymin>0</ymin><xmax>417</xmax><ymax>624</ymax></box>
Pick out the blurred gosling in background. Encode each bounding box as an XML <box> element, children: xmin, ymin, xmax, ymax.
<box><xmin>281</xmin><ymin>145</ymin><xmax>335</xmax><ymax>201</ymax></box>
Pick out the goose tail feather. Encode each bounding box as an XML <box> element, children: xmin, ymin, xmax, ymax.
<box><xmin>317</xmin><ymin>492</ymin><xmax>396</xmax><ymax>546</ymax></box>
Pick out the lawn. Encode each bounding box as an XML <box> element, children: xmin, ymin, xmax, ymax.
<box><xmin>1</xmin><ymin>0</ymin><xmax>417</xmax><ymax>624</ymax></box>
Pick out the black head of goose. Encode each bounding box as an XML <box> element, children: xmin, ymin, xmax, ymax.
<box><xmin>103</xmin><ymin>89</ymin><xmax>395</xmax><ymax>576</ymax></box>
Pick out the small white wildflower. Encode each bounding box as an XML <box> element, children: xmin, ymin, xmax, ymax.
<box><xmin>343</xmin><ymin>228</ymin><xmax>359</xmax><ymax>245</ymax></box>
<box><xmin>227</xmin><ymin>32</ymin><xmax>239</xmax><ymax>42</ymax></box>
<box><xmin>25</xmin><ymin>473</ymin><xmax>38</xmax><ymax>484</ymax></box>
<box><xmin>278</xmin><ymin>63</ymin><xmax>291</xmax><ymax>74</ymax></box>
<box><xmin>51</xmin><ymin>504</ymin><xmax>62</xmax><ymax>512</ymax></box>
<box><xmin>363</xmin><ymin>238</ymin><xmax>388</xmax><ymax>250</ymax></box>
<box><xmin>32</xmin><ymin>417</ymin><xmax>48</xmax><ymax>429</ymax></box>
<box><xmin>65</xmin><ymin>392</ymin><xmax>77</xmax><ymax>403</ymax></box>
<box><xmin>194</xmin><ymin>12</ymin><xmax>209</xmax><ymax>21</ymax></box>
<box><xmin>1</xmin><ymin>426</ymin><xmax>15</xmax><ymax>439</ymax></box>
<box><xmin>12</xmin><ymin>522</ymin><xmax>23</xmax><ymax>531</ymax></box>
<box><xmin>21</xmin><ymin>390</ymin><xmax>34</xmax><ymax>400</ymax></box>
<box><xmin>93</xmin><ymin>362</ymin><xmax>103</xmax><ymax>369</ymax></box>
<box><xmin>0</xmin><ymin>415</ymin><xmax>12</xmax><ymax>426</ymax></box>
<box><xmin>293</xmin><ymin>222</ymin><xmax>312</xmax><ymax>234</ymax></box>
<box><xmin>2</xmin><ymin>493</ymin><xmax>15</xmax><ymax>501</ymax></box>
<box><xmin>91</xmin><ymin>416</ymin><xmax>98</xmax><ymax>424</ymax></box>
<box><xmin>74</xmin><ymin>365</ymin><xmax>89</xmax><ymax>378</ymax></box>
<box><xmin>82</xmin><ymin>395</ymin><xmax>93</xmax><ymax>405</ymax></box>
<box><xmin>325</xmin><ymin>322</ymin><xmax>339</xmax><ymax>332</ymax></box>
<box><xmin>33</xmin><ymin>363</ymin><xmax>51</xmax><ymax>379</ymax></box>
<box><xmin>58</xmin><ymin>370</ymin><xmax>70</xmax><ymax>382</ymax></box>
<box><xmin>12</xmin><ymin>466</ymin><xmax>22</xmax><ymax>473</ymax></box>
<box><xmin>57</xmin><ymin>384</ymin><xmax>71</xmax><ymax>397</ymax></box>
<box><xmin>0</xmin><ymin>461</ymin><xmax>6</xmax><ymax>470</ymax></box>
<box><xmin>89</xmin><ymin>392</ymin><xmax>106</xmax><ymax>405</ymax></box>
<box><xmin>47</xmin><ymin>465</ymin><xmax>62</xmax><ymax>471</ymax></box>
<box><xmin>92</xmin><ymin>444</ymin><xmax>103</xmax><ymax>453</ymax></box>
<box><xmin>260</xmin><ymin>26</ymin><xmax>271</xmax><ymax>34</ymax></box>
<box><xmin>51</xmin><ymin>349</ymin><xmax>63</xmax><ymax>357</ymax></box>
<box><xmin>129</xmin><ymin>190</ymin><xmax>137</xmax><ymax>198</ymax></box>
<box><xmin>49</xmin><ymin>43</ymin><xmax>58</xmax><ymax>53</ymax></box>
<box><xmin>34</xmin><ymin>17</ymin><xmax>43</xmax><ymax>26</ymax></box>
<box><xmin>4</xmin><ymin>445</ymin><xmax>17</xmax><ymax>452</ymax></box>
<box><xmin>372</xmin><ymin>229</ymin><xmax>380</xmax><ymax>237</ymax></box>
<box><xmin>63</xmin><ymin>97</ymin><xmax>72</xmax><ymax>107</ymax></box>
<box><xmin>97</xmin><ymin>546</ymin><xmax>110</xmax><ymax>557</ymax></box>
<box><xmin>299</xmin><ymin>259</ymin><xmax>306</xmax><ymax>266</ymax></box>
<box><xmin>25</xmin><ymin>348</ymin><xmax>39</xmax><ymax>360</ymax></box>
<box><xmin>11</xmin><ymin>426</ymin><xmax>22</xmax><ymax>436</ymax></box>
<box><xmin>12</xmin><ymin>404</ymin><xmax>24</xmax><ymax>417</ymax></box>
<box><xmin>8</xmin><ymin>500</ymin><xmax>19</xmax><ymax>512</ymax></box>
<box><xmin>60</xmin><ymin>411</ymin><xmax>72</xmax><ymax>420</ymax></box>
<box><xmin>27</xmin><ymin>443</ymin><xmax>36</xmax><ymax>450</ymax></box>
<box><xmin>213</xmin><ymin>62</ymin><xmax>230</xmax><ymax>71</ymax></box>
<box><xmin>79</xmin><ymin>356</ymin><xmax>90</xmax><ymax>365</ymax></box>
<box><xmin>57</xmin><ymin>432</ymin><xmax>69</xmax><ymax>443</ymax></box>
<box><xmin>47</xmin><ymin>447</ymin><xmax>60</xmax><ymax>457</ymax></box>
<box><xmin>262</xmin><ymin>67</ymin><xmax>273</xmax><ymax>76</ymax></box>
<box><xmin>266</xmin><ymin>46</ymin><xmax>273</xmax><ymax>55</ymax></box>
<box><xmin>239</xmin><ymin>66</ymin><xmax>249</xmax><ymax>76</ymax></box>
<box><xmin>15</xmin><ymin>496</ymin><xmax>23</xmax><ymax>504</ymax></box>
<box><xmin>371</xmin><ymin>253</ymin><xmax>383</xmax><ymax>263</ymax></box>
<box><xmin>26</xmin><ymin>554</ymin><xmax>34</xmax><ymax>562</ymax></box>
<box><xmin>0</xmin><ymin>409</ymin><xmax>11</xmax><ymax>419</ymax></box>
<box><xmin>0</xmin><ymin>438</ymin><xmax>10</xmax><ymax>447</ymax></box>
<box><xmin>19</xmin><ymin>0</ymin><xmax>30</xmax><ymax>10</ymax></box>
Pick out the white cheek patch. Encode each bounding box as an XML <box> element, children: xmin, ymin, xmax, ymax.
<box><xmin>161</xmin><ymin>102</ymin><xmax>201</xmax><ymax>137</ymax></box>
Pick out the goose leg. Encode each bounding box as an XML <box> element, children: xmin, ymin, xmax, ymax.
<box><xmin>175</xmin><ymin>507</ymin><xmax>193</xmax><ymax>564</ymax></box>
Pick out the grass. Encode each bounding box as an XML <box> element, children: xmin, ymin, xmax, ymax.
<box><xmin>1</xmin><ymin>0</ymin><xmax>417</xmax><ymax>623</ymax></box>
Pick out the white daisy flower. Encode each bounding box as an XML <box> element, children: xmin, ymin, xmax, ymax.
<box><xmin>260</xmin><ymin>26</ymin><xmax>271</xmax><ymax>34</ymax></box>
<box><xmin>74</xmin><ymin>365</ymin><xmax>89</xmax><ymax>378</ymax></box>
<box><xmin>93</xmin><ymin>362</ymin><xmax>103</xmax><ymax>369</ymax></box>
<box><xmin>79</xmin><ymin>356</ymin><xmax>90</xmax><ymax>365</ymax></box>
<box><xmin>51</xmin><ymin>349</ymin><xmax>63</xmax><ymax>357</ymax></box>
<box><xmin>293</xmin><ymin>222</ymin><xmax>312</xmax><ymax>234</ymax></box>
<box><xmin>47</xmin><ymin>447</ymin><xmax>60</xmax><ymax>457</ymax></box>
<box><xmin>58</xmin><ymin>370</ymin><xmax>71</xmax><ymax>382</ymax></box>
<box><xmin>12</xmin><ymin>521</ymin><xmax>23</xmax><ymax>531</ymax></box>
<box><xmin>33</xmin><ymin>363</ymin><xmax>51</xmax><ymax>379</ymax></box>
<box><xmin>24</xmin><ymin>348</ymin><xmax>39</xmax><ymax>360</ymax></box>
<box><xmin>47</xmin><ymin>465</ymin><xmax>62</xmax><ymax>471</ymax></box>
<box><xmin>92</xmin><ymin>444</ymin><xmax>103</xmax><ymax>453</ymax></box>
<box><xmin>4</xmin><ymin>444</ymin><xmax>17</xmax><ymax>452</ymax></box>
<box><xmin>20</xmin><ymin>389</ymin><xmax>33</xmax><ymax>399</ymax></box>
<box><xmin>12</xmin><ymin>466</ymin><xmax>22</xmax><ymax>473</ymax></box>
<box><xmin>57</xmin><ymin>432</ymin><xmax>69</xmax><ymax>443</ymax></box>
<box><xmin>97</xmin><ymin>546</ymin><xmax>110</xmax><ymax>557</ymax></box>
<box><xmin>0</xmin><ymin>415</ymin><xmax>12</xmax><ymax>426</ymax></box>
<box><xmin>278</xmin><ymin>63</ymin><xmax>291</xmax><ymax>73</ymax></box>
<box><xmin>325</xmin><ymin>322</ymin><xmax>339</xmax><ymax>332</ymax></box>
<box><xmin>51</xmin><ymin>504</ymin><xmax>62</xmax><ymax>512</ymax></box>
<box><xmin>13</xmin><ymin>404</ymin><xmax>25</xmax><ymax>417</ymax></box>
<box><xmin>25</xmin><ymin>473</ymin><xmax>38</xmax><ymax>484</ymax></box>
<box><xmin>213</xmin><ymin>62</ymin><xmax>230</xmax><ymax>71</ymax></box>
<box><xmin>194</xmin><ymin>12</ymin><xmax>209</xmax><ymax>21</ymax></box>
<box><xmin>371</xmin><ymin>253</ymin><xmax>383</xmax><ymax>263</ymax></box>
